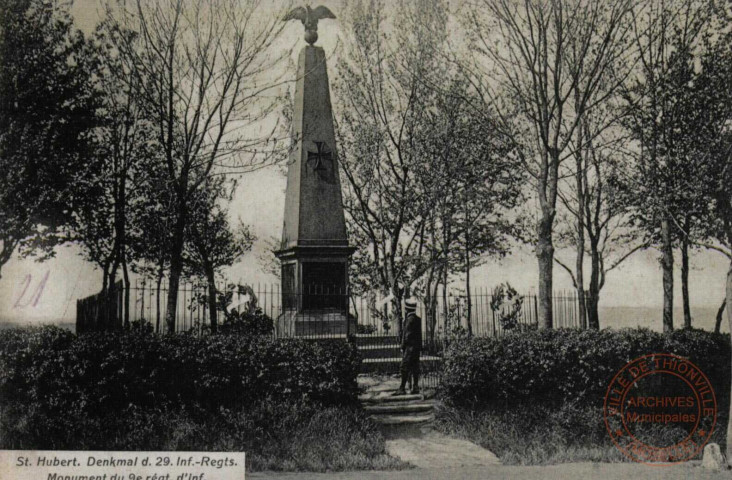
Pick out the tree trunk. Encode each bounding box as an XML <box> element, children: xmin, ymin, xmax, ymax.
<box><xmin>165</xmin><ymin>198</ymin><xmax>188</xmax><ymax>334</ymax></box>
<box><xmin>430</xmin><ymin>279</ymin><xmax>439</xmax><ymax>351</ymax></box>
<box><xmin>101</xmin><ymin>260</ymin><xmax>111</xmax><ymax>295</ymax></box>
<box><xmin>587</xmin><ymin>243</ymin><xmax>601</xmax><ymax>329</ymax></box>
<box><xmin>574</xmin><ymin>121</ymin><xmax>587</xmax><ymax>330</ymax></box>
<box><xmin>715</xmin><ymin>298</ymin><xmax>726</xmax><ymax>334</ymax></box>
<box><xmin>725</xmin><ymin>260</ymin><xmax>732</xmax><ymax>464</ymax></box>
<box><xmin>118</xmin><ymin>166</ymin><xmax>129</xmax><ymax>328</ymax></box>
<box><xmin>537</xmin><ymin>214</ymin><xmax>554</xmax><ymax>329</ymax></box>
<box><xmin>576</xmin><ymin>241</ymin><xmax>586</xmax><ymax>329</ymax></box>
<box><xmin>681</xmin><ymin>237</ymin><xmax>692</xmax><ymax>329</ymax></box>
<box><xmin>393</xmin><ymin>286</ymin><xmax>404</xmax><ymax>341</ymax></box>
<box><xmin>661</xmin><ymin>218</ymin><xmax>674</xmax><ymax>332</ymax></box>
<box><xmin>205</xmin><ymin>263</ymin><xmax>218</xmax><ymax>333</ymax></box>
<box><xmin>442</xmin><ymin>266</ymin><xmax>448</xmax><ymax>330</ymax></box>
<box><xmin>122</xmin><ymin>259</ymin><xmax>131</xmax><ymax>328</ymax></box>
<box><xmin>424</xmin><ymin>287</ymin><xmax>433</xmax><ymax>348</ymax></box>
<box><xmin>465</xmin><ymin>243</ymin><xmax>473</xmax><ymax>337</ymax></box>
<box><xmin>109</xmin><ymin>259</ymin><xmax>120</xmax><ymax>294</ymax></box>
<box><xmin>441</xmin><ymin>267</ymin><xmax>449</xmax><ymax>325</ymax></box>
<box><xmin>424</xmin><ymin>263</ymin><xmax>438</xmax><ymax>351</ymax></box>
<box><xmin>155</xmin><ymin>270</ymin><xmax>163</xmax><ymax>333</ymax></box>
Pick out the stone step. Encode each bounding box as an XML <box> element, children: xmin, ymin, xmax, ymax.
<box><xmin>363</xmin><ymin>400</ymin><xmax>429</xmax><ymax>409</ymax></box>
<box><xmin>361</xmin><ymin>356</ymin><xmax>442</xmax><ymax>364</ymax></box>
<box><xmin>364</xmin><ymin>402</ymin><xmax>434</xmax><ymax>414</ymax></box>
<box><xmin>369</xmin><ymin>413</ymin><xmax>435</xmax><ymax>425</ymax></box>
<box><xmin>358</xmin><ymin>345</ymin><xmax>402</xmax><ymax>359</ymax></box>
<box><xmin>352</xmin><ymin>334</ymin><xmax>399</xmax><ymax>346</ymax></box>
<box><xmin>359</xmin><ymin>393</ymin><xmax>424</xmax><ymax>403</ymax></box>
<box><xmin>360</xmin><ymin>356</ymin><xmax>442</xmax><ymax>374</ymax></box>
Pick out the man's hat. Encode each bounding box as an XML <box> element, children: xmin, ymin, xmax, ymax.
<box><xmin>404</xmin><ymin>298</ymin><xmax>418</xmax><ymax>310</ymax></box>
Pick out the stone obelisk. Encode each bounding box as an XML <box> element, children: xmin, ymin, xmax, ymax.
<box><xmin>276</xmin><ymin>5</ymin><xmax>355</xmax><ymax>336</ymax></box>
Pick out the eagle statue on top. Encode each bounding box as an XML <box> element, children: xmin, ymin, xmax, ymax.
<box><xmin>283</xmin><ymin>4</ymin><xmax>337</xmax><ymax>45</ymax></box>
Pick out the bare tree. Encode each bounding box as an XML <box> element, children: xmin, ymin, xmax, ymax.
<box><xmin>183</xmin><ymin>179</ymin><xmax>254</xmax><ymax>333</ymax></box>
<box><xmin>337</xmin><ymin>0</ymin><xmax>521</xmax><ymax>341</ymax></box>
<box><xmin>696</xmin><ymin>75</ymin><xmax>732</xmax><ymax>469</ymax></box>
<box><xmin>335</xmin><ymin>0</ymin><xmax>449</xmax><ymax>336</ymax></box>
<box><xmin>668</xmin><ymin>14</ymin><xmax>732</xmax><ymax>460</ymax></box>
<box><xmin>554</xmin><ymin>111</ymin><xmax>647</xmax><ymax>329</ymax></box>
<box><xmin>128</xmin><ymin>163</ymin><xmax>176</xmax><ymax>333</ymax></box>
<box><xmin>417</xmin><ymin>78</ymin><xmax>523</xmax><ymax>339</ymax></box>
<box><xmin>107</xmin><ymin>0</ymin><xmax>288</xmax><ymax>332</ymax></box>
<box><xmin>620</xmin><ymin>0</ymin><xmax>716</xmax><ymax>331</ymax></box>
<box><xmin>463</xmin><ymin>0</ymin><xmax>634</xmax><ymax>328</ymax></box>
<box><xmin>72</xmin><ymin>21</ymin><xmax>163</xmax><ymax>330</ymax></box>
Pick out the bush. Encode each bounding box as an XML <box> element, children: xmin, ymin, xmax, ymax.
<box><xmin>0</xmin><ymin>327</ymin><xmax>361</xmax><ymax>422</ymax></box>
<box><xmin>0</xmin><ymin>397</ymin><xmax>407</xmax><ymax>471</ymax></box>
<box><xmin>0</xmin><ymin>327</ymin><xmax>368</xmax><ymax>464</ymax></box>
<box><xmin>128</xmin><ymin>319</ymin><xmax>154</xmax><ymax>334</ymax></box>
<box><xmin>219</xmin><ymin>308</ymin><xmax>274</xmax><ymax>336</ymax></box>
<box><xmin>437</xmin><ymin>328</ymin><xmax>732</xmax><ymax>465</ymax></box>
<box><xmin>356</xmin><ymin>324</ymin><xmax>376</xmax><ymax>334</ymax></box>
<box><xmin>440</xmin><ymin>328</ymin><xmax>731</xmax><ymax>410</ymax></box>
<box><xmin>0</xmin><ymin>327</ymin><xmax>409</xmax><ymax>471</ymax></box>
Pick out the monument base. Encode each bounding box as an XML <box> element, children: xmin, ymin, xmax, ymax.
<box><xmin>276</xmin><ymin>309</ymin><xmax>356</xmax><ymax>337</ymax></box>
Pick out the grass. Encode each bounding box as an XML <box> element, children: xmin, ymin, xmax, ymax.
<box><xmin>0</xmin><ymin>399</ymin><xmax>410</xmax><ymax>472</ymax></box>
<box><xmin>240</xmin><ymin>403</ymin><xmax>410</xmax><ymax>471</ymax></box>
<box><xmin>433</xmin><ymin>401</ymin><xmax>728</xmax><ymax>465</ymax></box>
<box><xmin>433</xmin><ymin>402</ymin><xmax>621</xmax><ymax>465</ymax></box>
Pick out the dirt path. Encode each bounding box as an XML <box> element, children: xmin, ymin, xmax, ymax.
<box><xmin>249</xmin><ymin>462</ymin><xmax>730</xmax><ymax>480</ymax></box>
<box><xmin>359</xmin><ymin>375</ymin><xmax>500</xmax><ymax>468</ymax></box>
<box><xmin>384</xmin><ymin>430</ymin><xmax>500</xmax><ymax>468</ymax></box>
<box><xmin>252</xmin><ymin>376</ymin><xmax>730</xmax><ymax>478</ymax></box>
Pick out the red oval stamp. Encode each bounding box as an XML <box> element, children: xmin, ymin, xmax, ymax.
<box><xmin>603</xmin><ymin>353</ymin><xmax>717</xmax><ymax>465</ymax></box>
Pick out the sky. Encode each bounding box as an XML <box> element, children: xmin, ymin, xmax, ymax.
<box><xmin>0</xmin><ymin>0</ymin><xmax>729</xmax><ymax>325</ymax></box>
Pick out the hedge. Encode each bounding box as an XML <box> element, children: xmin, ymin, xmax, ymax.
<box><xmin>440</xmin><ymin>328</ymin><xmax>731</xmax><ymax>409</ymax></box>
<box><xmin>0</xmin><ymin>326</ymin><xmax>361</xmax><ymax>419</ymax></box>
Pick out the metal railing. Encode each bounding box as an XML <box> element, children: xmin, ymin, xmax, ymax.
<box><xmin>77</xmin><ymin>282</ymin><xmax>585</xmax><ymax>339</ymax></box>
<box><xmin>76</xmin><ymin>283</ymin><xmax>586</xmax><ymax>388</ymax></box>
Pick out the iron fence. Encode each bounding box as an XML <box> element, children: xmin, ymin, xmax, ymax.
<box><xmin>77</xmin><ymin>282</ymin><xmax>585</xmax><ymax>337</ymax></box>
<box><xmin>76</xmin><ymin>282</ymin><xmax>587</xmax><ymax>386</ymax></box>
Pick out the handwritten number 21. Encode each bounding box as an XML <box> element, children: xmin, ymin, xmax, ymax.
<box><xmin>13</xmin><ymin>270</ymin><xmax>49</xmax><ymax>308</ymax></box>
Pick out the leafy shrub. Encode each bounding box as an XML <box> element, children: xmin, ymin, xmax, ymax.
<box><xmin>0</xmin><ymin>327</ymin><xmax>361</xmax><ymax>428</ymax></box>
<box><xmin>442</xmin><ymin>300</ymin><xmax>469</xmax><ymax>343</ymax></box>
<box><xmin>1</xmin><ymin>397</ymin><xmax>406</xmax><ymax>471</ymax></box>
<box><xmin>440</xmin><ymin>328</ymin><xmax>731</xmax><ymax>410</ymax></box>
<box><xmin>0</xmin><ymin>327</ymin><xmax>387</xmax><ymax>469</ymax></box>
<box><xmin>128</xmin><ymin>319</ymin><xmax>154</xmax><ymax>334</ymax></box>
<box><xmin>219</xmin><ymin>308</ymin><xmax>274</xmax><ymax>336</ymax></box>
<box><xmin>356</xmin><ymin>324</ymin><xmax>376</xmax><ymax>334</ymax></box>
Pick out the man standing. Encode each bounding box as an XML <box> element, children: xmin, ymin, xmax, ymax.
<box><xmin>395</xmin><ymin>298</ymin><xmax>422</xmax><ymax>395</ymax></box>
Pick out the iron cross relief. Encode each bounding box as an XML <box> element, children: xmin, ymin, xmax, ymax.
<box><xmin>307</xmin><ymin>141</ymin><xmax>332</xmax><ymax>171</ymax></box>
<box><xmin>307</xmin><ymin>141</ymin><xmax>333</xmax><ymax>180</ymax></box>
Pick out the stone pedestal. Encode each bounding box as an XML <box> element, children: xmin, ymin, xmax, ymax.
<box><xmin>275</xmin><ymin>45</ymin><xmax>355</xmax><ymax>335</ymax></box>
<box><xmin>275</xmin><ymin>310</ymin><xmax>356</xmax><ymax>337</ymax></box>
